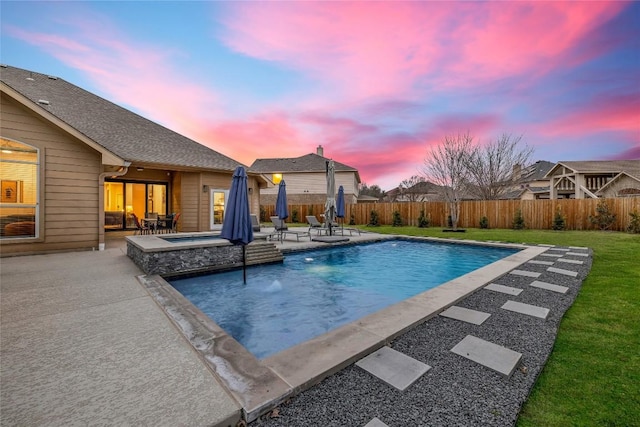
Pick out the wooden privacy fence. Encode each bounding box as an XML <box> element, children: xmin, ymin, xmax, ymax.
<box><xmin>261</xmin><ymin>197</ymin><xmax>640</xmax><ymax>232</ymax></box>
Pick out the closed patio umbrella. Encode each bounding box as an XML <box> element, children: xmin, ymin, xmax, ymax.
<box><xmin>221</xmin><ymin>166</ymin><xmax>254</xmax><ymax>284</ymax></box>
<box><xmin>336</xmin><ymin>185</ymin><xmax>345</xmax><ymax>233</ymax></box>
<box><xmin>275</xmin><ymin>180</ymin><xmax>288</xmax><ymax>220</ymax></box>
<box><xmin>325</xmin><ymin>160</ymin><xmax>336</xmax><ymax>236</ymax></box>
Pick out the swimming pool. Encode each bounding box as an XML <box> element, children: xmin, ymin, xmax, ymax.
<box><xmin>169</xmin><ymin>239</ymin><xmax>519</xmax><ymax>359</ymax></box>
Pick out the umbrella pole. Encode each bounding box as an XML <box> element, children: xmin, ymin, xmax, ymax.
<box><xmin>242</xmin><ymin>245</ymin><xmax>247</xmax><ymax>284</ymax></box>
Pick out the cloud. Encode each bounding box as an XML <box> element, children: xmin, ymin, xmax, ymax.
<box><xmin>218</xmin><ymin>2</ymin><xmax>628</xmax><ymax>99</ymax></box>
<box><xmin>4</xmin><ymin>19</ymin><xmax>221</xmax><ymax>140</ymax></box>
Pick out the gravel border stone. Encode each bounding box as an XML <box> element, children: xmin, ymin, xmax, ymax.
<box><xmin>250</xmin><ymin>246</ymin><xmax>592</xmax><ymax>427</ymax></box>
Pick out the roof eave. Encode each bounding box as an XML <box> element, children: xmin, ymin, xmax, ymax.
<box><xmin>1</xmin><ymin>82</ymin><xmax>127</xmax><ymax>167</ymax></box>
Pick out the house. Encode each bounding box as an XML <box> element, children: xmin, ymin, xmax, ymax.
<box><xmin>545</xmin><ymin>160</ymin><xmax>640</xmax><ymax>199</ymax></box>
<box><xmin>250</xmin><ymin>146</ymin><xmax>361</xmax><ymax>205</ymax></box>
<box><xmin>1</xmin><ymin>65</ymin><xmax>265</xmax><ymax>256</ymax></box>
<box><xmin>383</xmin><ymin>181</ymin><xmax>445</xmax><ymax>202</ymax></box>
<box><xmin>502</xmin><ymin>160</ymin><xmax>555</xmax><ymax>200</ymax></box>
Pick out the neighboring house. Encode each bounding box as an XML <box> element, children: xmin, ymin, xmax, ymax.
<box><xmin>383</xmin><ymin>181</ymin><xmax>445</xmax><ymax>202</ymax></box>
<box><xmin>1</xmin><ymin>65</ymin><xmax>265</xmax><ymax>256</ymax></box>
<box><xmin>545</xmin><ymin>160</ymin><xmax>640</xmax><ymax>199</ymax></box>
<box><xmin>502</xmin><ymin>160</ymin><xmax>555</xmax><ymax>200</ymax></box>
<box><xmin>250</xmin><ymin>146</ymin><xmax>361</xmax><ymax>205</ymax></box>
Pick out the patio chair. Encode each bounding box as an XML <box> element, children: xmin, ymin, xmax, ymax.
<box><xmin>270</xmin><ymin>216</ymin><xmax>311</xmax><ymax>242</ymax></box>
<box><xmin>171</xmin><ymin>212</ymin><xmax>181</xmax><ymax>233</ymax></box>
<box><xmin>306</xmin><ymin>215</ymin><xmax>327</xmax><ymax>235</ymax></box>
<box><xmin>131</xmin><ymin>213</ymin><xmax>151</xmax><ymax>235</ymax></box>
<box><xmin>250</xmin><ymin>214</ymin><xmax>261</xmax><ymax>232</ymax></box>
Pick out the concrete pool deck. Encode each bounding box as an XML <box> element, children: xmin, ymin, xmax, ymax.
<box><xmin>1</xmin><ymin>230</ymin><xmax>550</xmax><ymax>426</ymax></box>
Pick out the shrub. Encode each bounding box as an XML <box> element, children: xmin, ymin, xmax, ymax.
<box><xmin>291</xmin><ymin>208</ymin><xmax>299</xmax><ymax>223</ymax></box>
<box><xmin>627</xmin><ymin>210</ymin><xmax>640</xmax><ymax>234</ymax></box>
<box><xmin>392</xmin><ymin>210</ymin><xmax>402</xmax><ymax>227</ymax></box>
<box><xmin>512</xmin><ymin>209</ymin><xmax>525</xmax><ymax>230</ymax></box>
<box><xmin>479</xmin><ymin>216</ymin><xmax>489</xmax><ymax>229</ymax></box>
<box><xmin>417</xmin><ymin>209</ymin><xmax>430</xmax><ymax>228</ymax></box>
<box><xmin>368</xmin><ymin>210</ymin><xmax>379</xmax><ymax>226</ymax></box>
<box><xmin>349</xmin><ymin>214</ymin><xmax>356</xmax><ymax>226</ymax></box>
<box><xmin>259</xmin><ymin>205</ymin><xmax>266</xmax><ymax>222</ymax></box>
<box><xmin>552</xmin><ymin>209</ymin><xmax>566</xmax><ymax>231</ymax></box>
<box><xmin>588</xmin><ymin>200</ymin><xmax>616</xmax><ymax>230</ymax></box>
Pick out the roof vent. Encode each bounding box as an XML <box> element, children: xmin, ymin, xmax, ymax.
<box><xmin>37</xmin><ymin>99</ymin><xmax>50</xmax><ymax>105</ymax></box>
<box><xmin>47</xmin><ymin>75</ymin><xmax>58</xmax><ymax>80</ymax></box>
<box><xmin>26</xmin><ymin>77</ymin><xmax>34</xmax><ymax>81</ymax></box>
<box><xmin>0</xmin><ymin>64</ymin><xmax>7</xmax><ymax>68</ymax></box>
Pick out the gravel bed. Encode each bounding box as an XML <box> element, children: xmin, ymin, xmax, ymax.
<box><xmin>250</xmin><ymin>246</ymin><xmax>593</xmax><ymax>427</ymax></box>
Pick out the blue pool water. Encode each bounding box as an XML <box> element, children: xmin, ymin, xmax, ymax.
<box><xmin>170</xmin><ymin>239</ymin><xmax>519</xmax><ymax>359</ymax></box>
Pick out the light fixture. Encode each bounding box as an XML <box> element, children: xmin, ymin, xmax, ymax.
<box><xmin>248</xmin><ymin>188</ymin><xmax>253</xmax><ymax>194</ymax></box>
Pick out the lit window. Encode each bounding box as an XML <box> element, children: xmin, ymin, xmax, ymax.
<box><xmin>273</xmin><ymin>173</ymin><xmax>282</xmax><ymax>184</ymax></box>
<box><xmin>0</xmin><ymin>138</ymin><xmax>38</xmax><ymax>239</ymax></box>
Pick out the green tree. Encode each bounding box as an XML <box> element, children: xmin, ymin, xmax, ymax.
<box><xmin>552</xmin><ymin>209</ymin><xmax>566</xmax><ymax>231</ymax></box>
<box><xmin>512</xmin><ymin>209</ymin><xmax>525</xmax><ymax>230</ymax></box>
<box><xmin>588</xmin><ymin>200</ymin><xmax>616</xmax><ymax>230</ymax></box>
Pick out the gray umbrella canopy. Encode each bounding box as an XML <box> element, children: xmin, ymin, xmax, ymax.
<box><xmin>220</xmin><ymin>166</ymin><xmax>254</xmax><ymax>283</ymax></box>
<box><xmin>324</xmin><ymin>160</ymin><xmax>336</xmax><ymax>235</ymax></box>
<box><xmin>275</xmin><ymin>180</ymin><xmax>288</xmax><ymax>220</ymax></box>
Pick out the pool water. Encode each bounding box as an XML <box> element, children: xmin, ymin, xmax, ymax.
<box><xmin>170</xmin><ymin>239</ymin><xmax>519</xmax><ymax>359</ymax></box>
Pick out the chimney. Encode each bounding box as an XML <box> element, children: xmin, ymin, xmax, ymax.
<box><xmin>512</xmin><ymin>164</ymin><xmax>522</xmax><ymax>181</ymax></box>
<box><xmin>316</xmin><ymin>145</ymin><xmax>324</xmax><ymax>157</ymax></box>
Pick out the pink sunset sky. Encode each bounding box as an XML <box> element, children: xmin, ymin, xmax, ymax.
<box><xmin>1</xmin><ymin>1</ymin><xmax>639</xmax><ymax>190</ymax></box>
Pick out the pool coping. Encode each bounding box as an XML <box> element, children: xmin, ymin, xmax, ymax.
<box><xmin>137</xmin><ymin>235</ymin><xmax>548</xmax><ymax>422</ymax></box>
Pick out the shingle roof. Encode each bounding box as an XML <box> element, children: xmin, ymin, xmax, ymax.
<box><xmin>0</xmin><ymin>65</ymin><xmax>244</xmax><ymax>171</ymax></box>
<box><xmin>520</xmin><ymin>160</ymin><xmax>555</xmax><ymax>181</ymax></box>
<box><xmin>250</xmin><ymin>153</ymin><xmax>359</xmax><ymax>177</ymax></box>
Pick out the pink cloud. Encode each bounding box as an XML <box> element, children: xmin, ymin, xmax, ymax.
<box><xmin>4</xmin><ymin>22</ymin><xmax>221</xmax><ymax>141</ymax></box>
<box><xmin>219</xmin><ymin>2</ymin><xmax>628</xmax><ymax>98</ymax></box>
<box><xmin>540</xmin><ymin>93</ymin><xmax>640</xmax><ymax>139</ymax></box>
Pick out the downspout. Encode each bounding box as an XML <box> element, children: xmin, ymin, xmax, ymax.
<box><xmin>98</xmin><ymin>162</ymin><xmax>131</xmax><ymax>250</ymax></box>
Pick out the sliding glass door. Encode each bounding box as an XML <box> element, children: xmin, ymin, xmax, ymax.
<box><xmin>104</xmin><ymin>180</ymin><xmax>167</xmax><ymax>230</ymax></box>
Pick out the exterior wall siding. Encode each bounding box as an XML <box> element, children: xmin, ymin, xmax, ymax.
<box><xmin>1</xmin><ymin>95</ymin><xmax>102</xmax><ymax>255</ymax></box>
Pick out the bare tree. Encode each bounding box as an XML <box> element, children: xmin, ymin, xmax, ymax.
<box><xmin>423</xmin><ymin>132</ymin><xmax>474</xmax><ymax>229</ymax></box>
<box><xmin>465</xmin><ymin>133</ymin><xmax>533</xmax><ymax>200</ymax></box>
<box><xmin>398</xmin><ymin>175</ymin><xmax>426</xmax><ymax>202</ymax></box>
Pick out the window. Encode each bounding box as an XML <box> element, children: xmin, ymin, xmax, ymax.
<box><xmin>0</xmin><ymin>138</ymin><xmax>38</xmax><ymax>238</ymax></box>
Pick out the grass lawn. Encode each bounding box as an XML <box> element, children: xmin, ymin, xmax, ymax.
<box><xmin>361</xmin><ymin>226</ymin><xmax>640</xmax><ymax>427</ymax></box>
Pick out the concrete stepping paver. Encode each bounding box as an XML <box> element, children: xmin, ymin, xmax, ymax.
<box><xmin>539</xmin><ymin>253</ymin><xmax>563</xmax><ymax>258</ymax></box>
<box><xmin>440</xmin><ymin>306</ymin><xmax>491</xmax><ymax>325</ymax></box>
<box><xmin>557</xmin><ymin>258</ymin><xmax>584</xmax><ymax>265</ymax></box>
<box><xmin>364</xmin><ymin>417</ymin><xmax>389</xmax><ymax>427</ymax></box>
<box><xmin>527</xmin><ymin>260</ymin><xmax>554</xmax><ymax>266</ymax></box>
<box><xmin>547</xmin><ymin>267</ymin><xmax>578</xmax><ymax>277</ymax></box>
<box><xmin>566</xmin><ymin>252</ymin><xmax>589</xmax><ymax>257</ymax></box>
<box><xmin>509</xmin><ymin>269</ymin><xmax>541</xmax><ymax>278</ymax></box>
<box><xmin>450</xmin><ymin>335</ymin><xmax>522</xmax><ymax>377</ymax></box>
<box><xmin>501</xmin><ymin>300</ymin><xmax>549</xmax><ymax>319</ymax></box>
<box><xmin>546</xmin><ymin>247</ymin><xmax>570</xmax><ymax>252</ymax></box>
<box><xmin>484</xmin><ymin>283</ymin><xmax>523</xmax><ymax>296</ymax></box>
<box><xmin>356</xmin><ymin>346</ymin><xmax>431</xmax><ymax>391</ymax></box>
<box><xmin>529</xmin><ymin>280</ymin><xmax>569</xmax><ymax>294</ymax></box>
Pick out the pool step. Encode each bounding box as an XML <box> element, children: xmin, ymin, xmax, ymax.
<box><xmin>245</xmin><ymin>242</ymin><xmax>284</xmax><ymax>265</ymax></box>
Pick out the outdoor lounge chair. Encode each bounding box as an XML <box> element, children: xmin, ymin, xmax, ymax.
<box><xmin>270</xmin><ymin>216</ymin><xmax>311</xmax><ymax>242</ymax></box>
<box><xmin>250</xmin><ymin>214</ymin><xmax>261</xmax><ymax>232</ymax></box>
<box><xmin>306</xmin><ymin>215</ymin><xmax>327</xmax><ymax>235</ymax></box>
